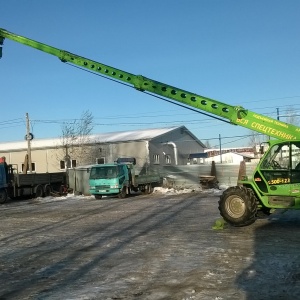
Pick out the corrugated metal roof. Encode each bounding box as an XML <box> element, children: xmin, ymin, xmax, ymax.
<box><xmin>0</xmin><ymin>126</ymin><xmax>182</xmax><ymax>151</ymax></box>
<box><xmin>89</xmin><ymin>126</ymin><xmax>181</xmax><ymax>143</ymax></box>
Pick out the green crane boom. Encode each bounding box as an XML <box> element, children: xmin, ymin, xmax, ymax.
<box><xmin>1</xmin><ymin>28</ymin><xmax>299</xmax><ymax>141</ymax></box>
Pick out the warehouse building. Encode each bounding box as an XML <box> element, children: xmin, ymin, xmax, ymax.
<box><xmin>0</xmin><ymin>126</ymin><xmax>206</xmax><ymax>173</ymax></box>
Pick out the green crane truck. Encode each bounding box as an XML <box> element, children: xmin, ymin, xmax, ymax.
<box><xmin>1</xmin><ymin>28</ymin><xmax>300</xmax><ymax>226</ymax></box>
<box><xmin>89</xmin><ymin>158</ymin><xmax>161</xmax><ymax>199</ymax></box>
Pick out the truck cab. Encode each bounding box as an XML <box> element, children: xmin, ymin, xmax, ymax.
<box><xmin>89</xmin><ymin>163</ymin><xmax>131</xmax><ymax>199</ymax></box>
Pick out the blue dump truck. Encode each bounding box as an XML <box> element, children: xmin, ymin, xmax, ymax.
<box><xmin>0</xmin><ymin>159</ymin><xmax>67</xmax><ymax>204</ymax></box>
<box><xmin>88</xmin><ymin>158</ymin><xmax>161</xmax><ymax>199</ymax></box>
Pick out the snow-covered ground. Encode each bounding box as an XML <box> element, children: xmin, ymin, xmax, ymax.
<box><xmin>2</xmin><ymin>186</ymin><xmax>300</xmax><ymax>300</ymax></box>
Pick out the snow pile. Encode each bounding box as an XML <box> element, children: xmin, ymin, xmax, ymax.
<box><xmin>153</xmin><ymin>186</ymin><xmax>202</xmax><ymax>195</ymax></box>
<box><xmin>154</xmin><ymin>186</ymin><xmax>227</xmax><ymax>196</ymax></box>
<box><xmin>33</xmin><ymin>193</ymin><xmax>95</xmax><ymax>203</ymax></box>
<box><xmin>30</xmin><ymin>185</ymin><xmax>229</xmax><ymax>204</ymax></box>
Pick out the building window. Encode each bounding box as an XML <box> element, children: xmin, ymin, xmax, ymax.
<box><xmin>96</xmin><ymin>157</ymin><xmax>105</xmax><ymax>164</ymax></box>
<box><xmin>21</xmin><ymin>162</ymin><xmax>36</xmax><ymax>172</ymax></box>
<box><xmin>153</xmin><ymin>154</ymin><xmax>160</xmax><ymax>164</ymax></box>
<box><xmin>60</xmin><ymin>160</ymin><xmax>77</xmax><ymax>169</ymax></box>
<box><xmin>165</xmin><ymin>154</ymin><xmax>171</xmax><ymax>164</ymax></box>
<box><xmin>60</xmin><ymin>160</ymin><xmax>65</xmax><ymax>170</ymax></box>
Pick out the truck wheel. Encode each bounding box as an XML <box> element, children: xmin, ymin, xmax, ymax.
<box><xmin>35</xmin><ymin>185</ymin><xmax>44</xmax><ymax>198</ymax></box>
<box><xmin>95</xmin><ymin>195</ymin><xmax>102</xmax><ymax>200</ymax></box>
<box><xmin>0</xmin><ymin>189</ymin><xmax>8</xmax><ymax>204</ymax></box>
<box><xmin>44</xmin><ymin>185</ymin><xmax>52</xmax><ymax>197</ymax></box>
<box><xmin>59</xmin><ymin>185</ymin><xmax>67</xmax><ymax>195</ymax></box>
<box><xmin>142</xmin><ymin>184</ymin><xmax>153</xmax><ymax>194</ymax></box>
<box><xmin>148</xmin><ymin>184</ymin><xmax>154</xmax><ymax>194</ymax></box>
<box><xmin>118</xmin><ymin>187</ymin><xmax>127</xmax><ymax>199</ymax></box>
<box><xmin>219</xmin><ymin>186</ymin><xmax>257</xmax><ymax>227</ymax></box>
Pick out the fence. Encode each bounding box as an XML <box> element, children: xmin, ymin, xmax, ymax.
<box><xmin>67</xmin><ymin>162</ymin><xmax>259</xmax><ymax>195</ymax></box>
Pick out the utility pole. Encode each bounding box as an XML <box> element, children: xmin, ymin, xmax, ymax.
<box><xmin>219</xmin><ymin>134</ymin><xmax>222</xmax><ymax>163</ymax></box>
<box><xmin>277</xmin><ymin>108</ymin><xmax>280</xmax><ymax>120</ymax></box>
<box><xmin>26</xmin><ymin>113</ymin><xmax>32</xmax><ymax>173</ymax></box>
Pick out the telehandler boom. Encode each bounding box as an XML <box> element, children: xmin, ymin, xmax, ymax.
<box><xmin>1</xmin><ymin>28</ymin><xmax>300</xmax><ymax>226</ymax></box>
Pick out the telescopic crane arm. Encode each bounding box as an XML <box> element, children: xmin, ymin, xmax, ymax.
<box><xmin>1</xmin><ymin>28</ymin><xmax>300</xmax><ymax>141</ymax></box>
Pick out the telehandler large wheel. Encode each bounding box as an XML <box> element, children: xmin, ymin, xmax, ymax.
<box><xmin>219</xmin><ymin>186</ymin><xmax>257</xmax><ymax>227</ymax></box>
<box><xmin>0</xmin><ymin>189</ymin><xmax>8</xmax><ymax>204</ymax></box>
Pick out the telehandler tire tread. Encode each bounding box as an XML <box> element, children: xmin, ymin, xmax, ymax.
<box><xmin>219</xmin><ymin>186</ymin><xmax>257</xmax><ymax>227</ymax></box>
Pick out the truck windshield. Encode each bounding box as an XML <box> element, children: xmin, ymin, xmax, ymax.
<box><xmin>90</xmin><ymin>166</ymin><xmax>118</xmax><ymax>179</ymax></box>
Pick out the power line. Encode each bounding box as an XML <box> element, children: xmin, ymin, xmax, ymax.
<box><xmin>0</xmin><ymin>118</ymin><xmax>24</xmax><ymax>125</ymax></box>
<box><xmin>238</xmin><ymin>95</ymin><xmax>300</xmax><ymax>105</ymax></box>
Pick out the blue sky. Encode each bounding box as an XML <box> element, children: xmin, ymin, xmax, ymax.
<box><xmin>1</xmin><ymin>0</ymin><xmax>300</xmax><ymax>148</ymax></box>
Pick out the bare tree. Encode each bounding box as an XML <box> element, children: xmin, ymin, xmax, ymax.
<box><xmin>248</xmin><ymin>132</ymin><xmax>267</xmax><ymax>146</ymax></box>
<box><xmin>60</xmin><ymin>110</ymin><xmax>94</xmax><ymax>168</ymax></box>
<box><xmin>247</xmin><ymin>131</ymin><xmax>268</xmax><ymax>156</ymax></box>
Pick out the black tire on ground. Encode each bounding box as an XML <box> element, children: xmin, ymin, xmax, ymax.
<box><xmin>142</xmin><ymin>183</ymin><xmax>154</xmax><ymax>194</ymax></box>
<box><xmin>218</xmin><ymin>186</ymin><xmax>257</xmax><ymax>227</ymax></box>
<box><xmin>141</xmin><ymin>185</ymin><xmax>152</xmax><ymax>194</ymax></box>
<box><xmin>118</xmin><ymin>187</ymin><xmax>127</xmax><ymax>199</ymax></box>
<box><xmin>44</xmin><ymin>185</ymin><xmax>52</xmax><ymax>197</ymax></box>
<box><xmin>94</xmin><ymin>195</ymin><xmax>102</xmax><ymax>200</ymax></box>
<box><xmin>0</xmin><ymin>189</ymin><xmax>8</xmax><ymax>204</ymax></box>
<box><xmin>35</xmin><ymin>185</ymin><xmax>44</xmax><ymax>198</ymax></box>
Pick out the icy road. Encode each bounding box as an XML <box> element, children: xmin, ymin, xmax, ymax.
<box><xmin>0</xmin><ymin>188</ymin><xmax>300</xmax><ymax>300</ymax></box>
